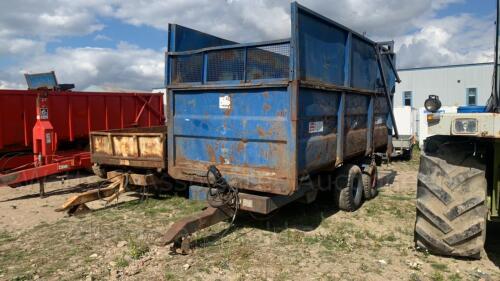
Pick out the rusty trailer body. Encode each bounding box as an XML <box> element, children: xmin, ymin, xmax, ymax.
<box><xmin>90</xmin><ymin>126</ymin><xmax>168</xmax><ymax>171</ymax></box>
<box><xmin>165</xmin><ymin>2</ymin><xmax>397</xmax><ymax>197</ymax></box>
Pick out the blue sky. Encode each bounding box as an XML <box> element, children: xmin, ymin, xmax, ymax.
<box><xmin>0</xmin><ymin>0</ymin><xmax>496</xmax><ymax>90</ymax></box>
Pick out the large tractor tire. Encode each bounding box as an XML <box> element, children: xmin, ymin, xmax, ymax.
<box><xmin>415</xmin><ymin>140</ymin><xmax>487</xmax><ymax>259</ymax></box>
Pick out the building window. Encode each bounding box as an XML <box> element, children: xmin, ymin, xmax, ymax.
<box><xmin>403</xmin><ymin>91</ymin><xmax>412</xmax><ymax>106</ymax></box>
<box><xmin>466</xmin><ymin>88</ymin><xmax>477</xmax><ymax>106</ymax></box>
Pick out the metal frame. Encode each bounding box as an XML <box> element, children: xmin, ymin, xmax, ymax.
<box><xmin>165</xmin><ymin>1</ymin><xmax>398</xmax><ymax>195</ymax></box>
<box><xmin>166</xmin><ymin>39</ymin><xmax>291</xmax><ymax>87</ymax></box>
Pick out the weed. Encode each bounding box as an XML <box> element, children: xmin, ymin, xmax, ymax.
<box><xmin>0</xmin><ymin>231</ymin><xmax>14</xmax><ymax>244</ymax></box>
<box><xmin>115</xmin><ymin>256</ymin><xmax>129</xmax><ymax>268</ymax></box>
<box><xmin>128</xmin><ymin>239</ymin><xmax>149</xmax><ymax>260</ymax></box>
<box><xmin>165</xmin><ymin>272</ymin><xmax>178</xmax><ymax>280</ymax></box>
<box><xmin>448</xmin><ymin>273</ymin><xmax>462</xmax><ymax>281</ymax></box>
<box><xmin>430</xmin><ymin>271</ymin><xmax>445</xmax><ymax>281</ymax></box>
<box><xmin>408</xmin><ymin>272</ymin><xmax>420</xmax><ymax>281</ymax></box>
<box><xmin>430</xmin><ymin>262</ymin><xmax>448</xmax><ymax>272</ymax></box>
<box><xmin>380</xmin><ymin>233</ymin><xmax>397</xmax><ymax>242</ymax></box>
<box><xmin>359</xmin><ymin>263</ymin><xmax>369</xmax><ymax>272</ymax></box>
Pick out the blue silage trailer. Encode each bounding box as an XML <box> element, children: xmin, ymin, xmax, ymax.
<box><xmin>162</xmin><ymin>2</ymin><xmax>399</xmax><ymax>252</ymax></box>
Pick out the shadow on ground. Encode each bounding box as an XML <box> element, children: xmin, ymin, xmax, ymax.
<box><xmin>189</xmin><ymin>169</ymin><xmax>399</xmax><ymax>249</ymax></box>
<box><xmin>485</xmin><ymin>221</ymin><xmax>500</xmax><ymax>267</ymax></box>
<box><xmin>0</xmin><ymin>171</ymin><xmax>104</xmax><ymax>202</ymax></box>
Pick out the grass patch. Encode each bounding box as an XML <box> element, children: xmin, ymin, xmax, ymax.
<box><xmin>448</xmin><ymin>273</ymin><xmax>462</xmax><ymax>281</ymax></box>
<box><xmin>165</xmin><ymin>272</ymin><xmax>179</xmax><ymax>280</ymax></box>
<box><xmin>0</xmin><ymin>231</ymin><xmax>15</xmax><ymax>245</ymax></box>
<box><xmin>430</xmin><ymin>271</ymin><xmax>445</xmax><ymax>281</ymax></box>
<box><xmin>430</xmin><ymin>262</ymin><xmax>448</xmax><ymax>272</ymax></box>
<box><xmin>128</xmin><ymin>239</ymin><xmax>150</xmax><ymax>260</ymax></box>
<box><xmin>379</xmin><ymin>233</ymin><xmax>397</xmax><ymax>242</ymax></box>
<box><xmin>379</xmin><ymin>194</ymin><xmax>414</xmax><ymax>201</ymax></box>
<box><xmin>114</xmin><ymin>256</ymin><xmax>129</xmax><ymax>268</ymax></box>
<box><xmin>408</xmin><ymin>273</ymin><xmax>420</xmax><ymax>281</ymax></box>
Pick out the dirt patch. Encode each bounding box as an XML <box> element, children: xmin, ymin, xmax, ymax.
<box><xmin>0</xmin><ymin>172</ymin><xmax>138</xmax><ymax>232</ymax></box>
<box><xmin>0</xmin><ymin>156</ymin><xmax>498</xmax><ymax>281</ymax></box>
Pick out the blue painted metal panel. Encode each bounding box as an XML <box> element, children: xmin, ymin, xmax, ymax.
<box><xmin>168</xmin><ymin>24</ymin><xmax>236</xmax><ymax>52</ymax></box>
<box><xmin>351</xmin><ymin>36</ymin><xmax>378</xmax><ymax>90</ymax></box>
<box><xmin>344</xmin><ymin>94</ymin><xmax>370</xmax><ymax>156</ymax></box>
<box><xmin>457</xmin><ymin>106</ymin><xmax>487</xmax><ymax>113</ymax></box>
<box><xmin>296</xmin><ymin>10</ymin><xmax>347</xmax><ymax>84</ymax></box>
<box><xmin>297</xmin><ymin>88</ymin><xmax>340</xmax><ymax>173</ymax></box>
<box><xmin>169</xmin><ymin>87</ymin><xmax>293</xmax><ymax>194</ymax></box>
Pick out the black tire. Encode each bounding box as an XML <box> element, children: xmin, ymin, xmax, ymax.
<box><xmin>92</xmin><ymin>163</ymin><xmax>107</xmax><ymax>179</ymax></box>
<box><xmin>415</xmin><ymin>141</ymin><xmax>487</xmax><ymax>259</ymax></box>
<box><xmin>362</xmin><ymin>165</ymin><xmax>378</xmax><ymax>200</ymax></box>
<box><xmin>335</xmin><ymin>164</ymin><xmax>363</xmax><ymax>211</ymax></box>
<box><xmin>403</xmin><ymin>147</ymin><xmax>413</xmax><ymax>160</ymax></box>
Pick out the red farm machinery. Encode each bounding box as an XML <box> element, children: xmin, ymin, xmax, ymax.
<box><xmin>0</xmin><ymin>72</ymin><xmax>165</xmax><ymax>196</ymax></box>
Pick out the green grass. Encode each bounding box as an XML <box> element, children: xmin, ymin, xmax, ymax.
<box><xmin>0</xmin><ymin>231</ymin><xmax>15</xmax><ymax>245</ymax></box>
<box><xmin>430</xmin><ymin>262</ymin><xmax>449</xmax><ymax>272</ymax></box>
<box><xmin>114</xmin><ymin>256</ymin><xmax>129</xmax><ymax>268</ymax></box>
<box><xmin>447</xmin><ymin>273</ymin><xmax>462</xmax><ymax>281</ymax></box>
<box><xmin>128</xmin><ymin>239</ymin><xmax>150</xmax><ymax>260</ymax></box>
<box><xmin>430</xmin><ymin>271</ymin><xmax>445</xmax><ymax>281</ymax></box>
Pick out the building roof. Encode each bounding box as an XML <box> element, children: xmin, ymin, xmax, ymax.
<box><xmin>397</xmin><ymin>62</ymin><xmax>493</xmax><ymax>72</ymax></box>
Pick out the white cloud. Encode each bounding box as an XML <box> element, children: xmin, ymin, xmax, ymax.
<box><xmin>5</xmin><ymin>42</ymin><xmax>163</xmax><ymax>91</ymax></box>
<box><xmin>106</xmin><ymin>0</ymin><xmax>465</xmax><ymax>41</ymax></box>
<box><xmin>396</xmin><ymin>13</ymin><xmax>495</xmax><ymax>68</ymax></box>
<box><xmin>0</xmin><ymin>37</ymin><xmax>45</xmax><ymax>56</ymax></box>
<box><xmin>94</xmin><ymin>34</ymin><xmax>112</xmax><ymax>41</ymax></box>
<box><xmin>0</xmin><ymin>1</ymin><xmax>108</xmax><ymax>39</ymax></box>
<box><xmin>0</xmin><ymin>0</ymin><xmax>495</xmax><ymax>90</ymax></box>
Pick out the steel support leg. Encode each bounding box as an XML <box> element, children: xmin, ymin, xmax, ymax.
<box><xmin>39</xmin><ymin>178</ymin><xmax>45</xmax><ymax>198</ymax></box>
<box><xmin>160</xmin><ymin>205</ymin><xmax>234</xmax><ymax>254</ymax></box>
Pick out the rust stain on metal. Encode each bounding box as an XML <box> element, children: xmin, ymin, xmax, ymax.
<box><xmin>263</xmin><ymin>103</ymin><xmax>271</xmax><ymax>112</ymax></box>
<box><xmin>206</xmin><ymin>145</ymin><xmax>216</xmax><ymax>163</ymax></box>
<box><xmin>138</xmin><ymin>136</ymin><xmax>163</xmax><ymax>157</ymax></box>
<box><xmin>224</xmin><ymin>107</ymin><xmax>233</xmax><ymax>116</ymax></box>
<box><xmin>219</xmin><ymin>155</ymin><xmax>225</xmax><ymax>164</ymax></box>
<box><xmin>92</xmin><ymin>135</ymin><xmax>112</xmax><ymax>155</ymax></box>
<box><xmin>237</xmin><ymin>141</ymin><xmax>245</xmax><ymax>153</ymax></box>
<box><xmin>262</xmin><ymin>91</ymin><xmax>270</xmax><ymax>98</ymax></box>
<box><xmin>344</xmin><ymin>129</ymin><xmax>367</xmax><ymax>156</ymax></box>
<box><xmin>113</xmin><ymin>136</ymin><xmax>138</xmax><ymax>157</ymax></box>
<box><xmin>257</xmin><ymin>126</ymin><xmax>266</xmax><ymax>137</ymax></box>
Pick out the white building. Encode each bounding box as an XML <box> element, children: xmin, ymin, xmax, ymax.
<box><xmin>394</xmin><ymin>62</ymin><xmax>493</xmax><ymax>147</ymax></box>
<box><xmin>395</xmin><ymin>62</ymin><xmax>493</xmax><ymax>108</ymax></box>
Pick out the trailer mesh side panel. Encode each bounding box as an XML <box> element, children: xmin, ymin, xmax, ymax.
<box><xmin>171</xmin><ymin>54</ymin><xmax>203</xmax><ymax>84</ymax></box>
<box><xmin>169</xmin><ymin>42</ymin><xmax>290</xmax><ymax>85</ymax></box>
<box><xmin>247</xmin><ymin>43</ymin><xmax>290</xmax><ymax>80</ymax></box>
<box><xmin>207</xmin><ymin>49</ymin><xmax>245</xmax><ymax>82</ymax></box>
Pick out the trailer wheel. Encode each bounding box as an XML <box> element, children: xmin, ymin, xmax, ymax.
<box><xmin>92</xmin><ymin>164</ymin><xmax>107</xmax><ymax>179</ymax></box>
<box><xmin>335</xmin><ymin>164</ymin><xmax>363</xmax><ymax>211</ymax></box>
<box><xmin>403</xmin><ymin>148</ymin><xmax>413</xmax><ymax>160</ymax></box>
<box><xmin>415</xmin><ymin>140</ymin><xmax>487</xmax><ymax>259</ymax></box>
<box><xmin>362</xmin><ymin>166</ymin><xmax>378</xmax><ymax>200</ymax></box>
